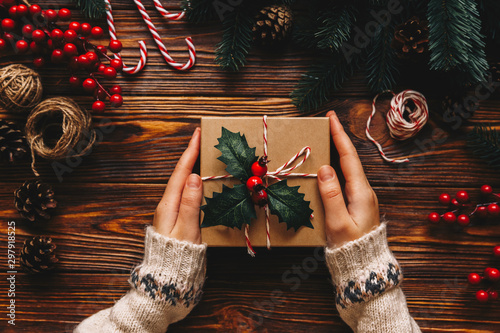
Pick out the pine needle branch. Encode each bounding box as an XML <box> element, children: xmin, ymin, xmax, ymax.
<box><xmin>478</xmin><ymin>0</ymin><xmax>500</xmax><ymax>41</ymax></box>
<box><xmin>215</xmin><ymin>9</ymin><xmax>254</xmax><ymax>71</ymax></box>
<box><xmin>315</xmin><ymin>6</ymin><xmax>356</xmax><ymax>52</ymax></box>
<box><xmin>467</xmin><ymin>125</ymin><xmax>500</xmax><ymax>169</ymax></box>
<box><xmin>182</xmin><ymin>0</ymin><xmax>217</xmax><ymax>24</ymax></box>
<box><xmin>290</xmin><ymin>52</ymin><xmax>359</xmax><ymax>112</ymax></box>
<box><xmin>366</xmin><ymin>24</ymin><xmax>399</xmax><ymax>93</ymax></box>
<box><xmin>72</xmin><ymin>0</ymin><xmax>106</xmax><ymax>19</ymax></box>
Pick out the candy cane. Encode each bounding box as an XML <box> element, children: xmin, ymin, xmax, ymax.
<box><xmin>105</xmin><ymin>0</ymin><xmax>147</xmax><ymax>74</ymax></box>
<box><xmin>133</xmin><ymin>0</ymin><xmax>196</xmax><ymax>70</ymax></box>
<box><xmin>152</xmin><ymin>0</ymin><xmax>185</xmax><ymax>20</ymax></box>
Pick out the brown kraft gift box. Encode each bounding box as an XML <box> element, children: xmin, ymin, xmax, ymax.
<box><xmin>200</xmin><ymin>117</ymin><xmax>330</xmax><ymax>247</ymax></box>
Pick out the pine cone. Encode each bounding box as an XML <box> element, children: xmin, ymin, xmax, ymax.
<box><xmin>14</xmin><ymin>180</ymin><xmax>57</xmax><ymax>222</ymax></box>
<box><xmin>391</xmin><ymin>16</ymin><xmax>429</xmax><ymax>59</ymax></box>
<box><xmin>20</xmin><ymin>236</ymin><xmax>58</xmax><ymax>273</ymax></box>
<box><xmin>0</xmin><ymin>119</ymin><xmax>28</xmax><ymax>163</ymax></box>
<box><xmin>441</xmin><ymin>93</ymin><xmax>476</xmax><ymax>120</ymax></box>
<box><xmin>252</xmin><ymin>5</ymin><xmax>293</xmax><ymax>45</ymax></box>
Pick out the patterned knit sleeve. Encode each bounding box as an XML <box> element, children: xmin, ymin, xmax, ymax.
<box><xmin>74</xmin><ymin>226</ymin><xmax>207</xmax><ymax>333</ymax></box>
<box><xmin>324</xmin><ymin>223</ymin><xmax>421</xmax><ymax>333</ymax></box>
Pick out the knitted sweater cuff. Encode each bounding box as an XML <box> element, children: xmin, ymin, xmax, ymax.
<box><xmin>129</xmin><ymin>226</ymin><xmax>207</xmax><ymax>307</ymax></box>
<box><xmin>324</xmin><ymin>223</ymin><xmax>402</xmax><ymax>309</ymax></box>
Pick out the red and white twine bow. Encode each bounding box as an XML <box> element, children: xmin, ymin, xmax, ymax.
<box><xmin>202</xmin><ymin>116</ymin><xmax>316</xmax><ymax>256</ymax></box>
<box><xmin>105</xmin><ymin>0</ymin><xmax>196</xmax><ymax>74</ymax></box>
<box><xmin>366</xmin><ymin>89</ymin><xmax>429</xmax><ymax>163</ymax></box>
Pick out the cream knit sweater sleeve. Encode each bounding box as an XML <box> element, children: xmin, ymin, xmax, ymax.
<box><xmin>74</xmin><ymin>226</ymin><xmax>207</xmax><ymax>333</ymax></box>
<box><xmin>325</xmin><ymin>223</ymin><xmax>421</xmax><ymax>333</ymax></box>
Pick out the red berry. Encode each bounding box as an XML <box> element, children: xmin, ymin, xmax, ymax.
<box><xmin>476</xmin><ymin>290</ymin><xmax>489</xmax><ymax>303</ymax></box>
<box><xmin>443</xmin><ymin>212</ymin><xmax>456</xmax><ymax>223</ymax></box>
<box><xmin>17</xmin><ymin>4</ymin><xmax>28</xmax><ymax>16</ymax></box>
<box><xmin>428</xmin><ymin>212</ymin><xmax>440</xmax><ymax>223</ymax></box>
<box><xmin>94</xmin><ymin>88</ymin><xmax>107</xmax><ymax>101</ymax></box>
<box><xmin>91</xmin><ymin>26</ymin><xmax>103</xmax><ymax>39</ymax></box>
<box><xmin>31</xmin><ymin>29</ymin><xmax>46</xmax><ymax>43</ymax></box>
<box><xmin>252</xmin><ymin>190</ymin><xmax>268</xmax><ymax>207</ymax></box>
<box><xmin>97</xmin><ymin>64</ymin><xmax>106</xmax><ymax>73</ymax></box>
<box><xmin>108</xmin><ymin>40</ymin><xmax>122</xmax><ymax>53</ymax></box>
<box><xmin>64</xmin><ymin>29</ymin><xmax>78</xmax><ymax>43</ymax></box>
<box><xmin>494</xmin><ymin>246</ymin><xmax>500</xmax><ymax>257</ymax></box>
<box><xmin>251</xmin><ymin>156</ymin><xmax>268</xmax><ymax>177</ymax></box>
<box><xmin>68</xmin><ymin>22</ymin><xmax>81</xmax><ymax>33</ymax></box>
<box><xmin>439</xmin><ymin>193</ymin><xmax>451</xmax><ymax>205</ymax></box>
<box><xmin>82</xmin><ymin>78</ymin><xmax>97</xmax><ymax>92</ymax></box>
<box><xmin>3</xmin><ymin>32</ymin><xmax>14</xmax><ymax>43</ymax></box>
<box><xmin>0</xmin><ymin>39</ymin><xmax>6</xmax><ymax>50</ymax></box>
<box><xmin>15</xmin><ymin>40</ymin><xmax>29</xmax><ymax>54</ymax></box>
<box><xmin>86</xmin><ymin>51</ymin><xmax>98</xmax><ymax>64</ymax></box>
<box><xmin>80</xmin><ymin>23</ymin><xmax>92</xmax><ymax>36</ymax></box>
<box><xmin>2</xmin><ymin>19</ymin><xmax>15</xmax><ymax>32</ymax></box>
<box><xmin>50</xmin><ymin>28</ymin><xmax>64</xmax><ymax>41</ymax></box>
<box><xmin>30</xmin><ymin>41</ymin><xmax>43</xmax><ymax>53</ymax></box>
<box><xmin>92</xmin><ymin>100</ymin><xmax>105</xmax><ymax>113</ymax></box>
<box><xmin>487</xmin><ymin>203</ymin><xmax>500</xmax><ymax>216</ymax></box>
<box><xmin>33</xmin><ymin>57</ymin><xmax>45</xmax><ymax>68</ymax></box>
<box><xmin>468</xmin><ymin>273</ymin><xmax>482</xmax><ymax>285</ymax></box>
<box><xmin>477</xmin><ymin>206</ymin><xmax>488</xmax><ymax>218</ymax></box>
<box><xmin>485</xmin><ymin>268</ymin><xmax>500</xmax><ymax>282</ymax></box>
<box><xmin>110</xmin><ymin>85</ymin><xmax>122</xmax><ymax>95</ymax></box>
<box><xmin>69</xmin><ymin>76</ymin><xmax>80</xmax><ymax>87</ymax></box>
<box><xmin>457</xmin><ymin>214</ymin><xmax>470</xmax><ymax>226</ymax></box>
<box><xmin>481</xmin><ymin>185</ymin><xmax>493</xmax><ymax>195</ymax></box>
<box><xmin>8</xmin><ymin>6</ymin><xmax>18</xmax><ymax>18</ymax></box>
<box><xmin>29</xmin><ymin>5</ymin><xmax>42</xmax><ymax>16</ymax></box>
<box><xmin>58</xmin><ymin>8</ymin><xmax>72</xmax><ymax>21</ymax></box>
<box><xmin>456</xmin><ymin>190</ymin><xmax>469</xmax><ymax>204</ymax></box>
<box><xmin>451</xmin><ymin>198</ymin><xmax>460</xmax><ymax>206</ymax></box>
<box><xmin>78</xmin><ymin>54</ymin><xmax>91</xmax><ymax>68</ymax></box>
<box><xmin>51</xmin><ymin>49</ymin><xmax>64</xmax><ymax>63</ymax></box>
<box><xmin>22</xmin><ymin>24</ymin><xmax>34</xmax><ymax>38</ymax></box>
<box><xmin>96</xmin><ymin>45</ymin><xmax>107</xmax><ymax>55</ymax></box>
<box><xmin>246</xmin><ymin>176</ymin><xmax>264</xmax><ymax>192</ymax></box>
<box><xmin>45</xmin><ymin>9</ymin><xmax>58</xmax><ymax>22</ymax></box>
<box><xmin>103</xmin><ymin>67</ymin><xmax>117</xmax><ymax>79</ymax></box>
<box><xmin>489</xmin><ymin>290</ymin><xmax>498</xmax><ymax>301</ymax></box>
<box><xmin>109</xmin><ymin>94</ymin><xmax>123</xmax><ymax>107</ymax></box>
<box><xmin>46</xmin><ymin>39</ymin><xmax>54</xmax><ymax>50</ymax></box>
<box><xmin>63</xmin><ymin>43</ymin><xmax>78</xmax><ymax>57</ymax></box>
<box><xmin>110</xmin><ymin>59</ymin><xmax>123</xmax><ymax>71</ymax></box>
<box><xmin>68</xmin><ymin>56</ymin><xmax>79</xmax><ymax>70</ymax></box>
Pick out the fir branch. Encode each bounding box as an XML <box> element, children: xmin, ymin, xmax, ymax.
<box><xmin>290</xmin><ymin>52</ymin><xmax>358</xmax><ymax>112</ymax></box>
<box><xmin>366</xmin><ymin>23</ymin><xmax>398</xmax><ymax>93</ymax></box>
<box><xmin>182</xmin><ymin>0</ymin><xmax>217</xmax><ymax>24</ymax></box>
<box><xmin>427</xmin><ymin>0</ymin><xmax>488</xmax><ymax>84</ymax></box>
<box><xmin>478</xmin><ymin>0</ymin><xmax>500</xmax><ymax>41</ymax></box>
<box><xmin>467</xmin><ymin>125</ymin><xmax>500</xmax><ymax>169</ymax></box>
<box><xmin>316</xmin><ymin>6</ymin><xmax>356</xmax><ymax>52</ymax></box>
<box><xmin>72</xmin><ymin>0</ymin><xmax>106</xmax><ymax>20</ymax></box>
<box><xmin>215</xmin><ymin>9</ymin><xmax>254</xmax><ymax>71</ymax></box>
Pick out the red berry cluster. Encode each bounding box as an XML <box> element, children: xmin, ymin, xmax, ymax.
<box><xmin>246</xmin><ymin>156</ymin><xmax>269</xmax><ymax>207</ymax></box>
<box><xmin>427</xmin><ymin>185</ymin><xmax>500</xmax><ymax>226</ymax></box>
<box><xmin>468</xmin><ymin>246</ymin><xmax>500</xmax><ymax>303</ymax></box>
<box><xmin>0</xmin><ymin>2</ymin><xmax>124</xmax><ymax>113</ymax></box>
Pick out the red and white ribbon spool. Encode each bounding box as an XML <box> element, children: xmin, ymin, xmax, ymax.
<box><xmin>203</xmin><ymin>116</ymin><xmax>316</xmax><ymax>256</ymax></box>
<box><xmin>105</xmin><ymin>0</ymin><xmax>196</xmax><ymax>73</ymax></box>
<box><xmin>366</xmin><ymin>89</ymin><xmax>429</xmax><ymax>163</ymax></box>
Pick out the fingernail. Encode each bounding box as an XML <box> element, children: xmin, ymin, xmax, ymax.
<box><xmin>187</xmin><ymin>174</ymin><xmax>201</xmax><ymax>188</ymax></box>
<box><xmin>318</xmin><ymin>165</ymin><xmax>334</xmax><ymax>182</ymax></box>
<box><xmin>326</xmin><ymin>110</ymin><xmax>336</xmax><ymax>117</ymax></box>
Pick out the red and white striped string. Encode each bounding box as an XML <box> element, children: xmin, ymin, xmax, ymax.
<box><xmin>105</xmin><ymin>0</ymin><xmax>196</xmax><ymax>73</ymax></box>
<box><xmin>366</xmin><ymin>89</ymin><xmax>429</xmax><ymax>163</ymax></box>
<box><xmin>202</xmin><ymin>116</ymin><xmax>316</xmax><ymax>256</ymax></box>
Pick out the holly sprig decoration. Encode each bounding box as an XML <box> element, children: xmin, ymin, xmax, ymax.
<box><xmin>467</xmin><ymin>246</ymin><xmax>500</xmax><ymax>303</ymax></box>
<box><xmin>201</xmin><ymin>127</ymin><xmax>313</xmax><ymax>231</ymax></box>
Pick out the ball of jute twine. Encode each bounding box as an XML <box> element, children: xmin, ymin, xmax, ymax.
<box><xmin>0</xmin><ymin>64</ymin><xmax>43</xmax><ymax>113</ymax></box>
<box><xmin>25</xmin><ymin>97</ymin><xmax>96</xmax><ymax>176</ymax></box>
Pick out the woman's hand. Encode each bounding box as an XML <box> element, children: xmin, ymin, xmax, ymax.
<box><xmin>318</xmin><ymin>111</ymin><xmax>380</xmax><ymax>248</ymax></box>
<box><xmin>153</xmin><ymin>127</ymin><xmax>203</xmax><ymax>244</ymax></box>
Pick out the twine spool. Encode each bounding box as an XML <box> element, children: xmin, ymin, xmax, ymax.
<box><xmin>25</xmin><ymin>97</ymin><xmax>96</xmax><ymax>176</ymax></box>
<box><xmin>0</xmin><ymin>64</ymin><xmax>43</xmax><ymax>113</ymax></box>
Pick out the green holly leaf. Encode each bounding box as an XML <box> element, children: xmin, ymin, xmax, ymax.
<box><xmin>267</xmin><ymin>180</ymin><xmax>314</xmax><ymax>231</ymax></box>
<box><xmin>201</xmin><ymin>184</ymin><xmax>256</xmax><ymax>229</ymax></box>
<box><xmin>215</xmin><ymin>127</ymin><xmax>257</xmax><ymax>182</ymax></box>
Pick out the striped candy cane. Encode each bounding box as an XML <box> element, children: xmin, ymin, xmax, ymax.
<box><xmin>152</xmin><ymin>0</ymin><xmax>185</xmax><ymax>20</ymax></box>
<box><xmin>105</xmin><ymin>0</ymin><xmax>147</xmax><ymax>74</ymax></box>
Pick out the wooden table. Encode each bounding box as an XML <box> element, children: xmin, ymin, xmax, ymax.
<box><xmin>1</xmin><ymin>1</ymin><xmax>499</xmax><ymax>332</ymax></box>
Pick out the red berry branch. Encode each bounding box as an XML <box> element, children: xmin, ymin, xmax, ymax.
<box><xmin>427</xmin><ymin>185</ymin><xmax>500</xmax><ymax>227</ymax></box>
<box><xmin>0</xmin><ymin>1</ymin><xmax>124</xmax><ymax>113</ymax></box>
<box><xmin>246</xmin><ymin>156</ymin><xmax>270</xmax><ymax>207</ymax></box>
<box><xmin>467</xmin><ymin>246</ymin><xmax>500</xmax><ymax>303</ymax></box>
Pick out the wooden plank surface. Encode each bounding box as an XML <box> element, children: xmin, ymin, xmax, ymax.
<box><xmin>1</xmin><ymin>1</ymin><xmax>500</xmax><ymax>332</ymax></box>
